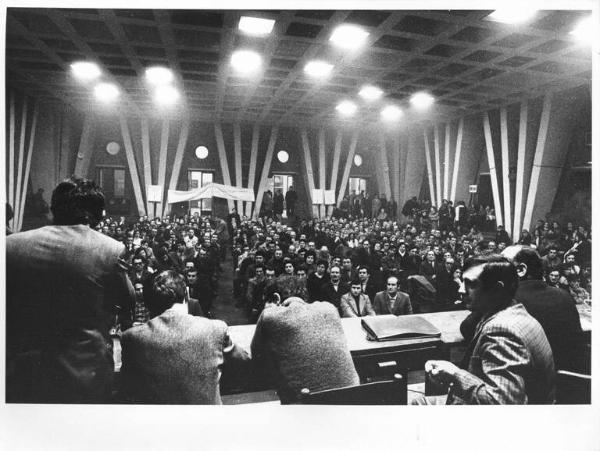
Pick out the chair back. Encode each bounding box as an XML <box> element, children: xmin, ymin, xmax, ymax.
<box><xmin>299</xmin><ymin>373</ymin><xmax>406</xmax><ymax>405</ymax></box>
<box><xmin>555</xmin><ymin>370</ymin><xmax>591</xmax><ymax>404</ymax></box>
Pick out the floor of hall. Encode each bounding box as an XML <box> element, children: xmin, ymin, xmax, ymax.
<box><xmin>211</xmin><ymin>250</ymin><xmax>250</xmax><ymax>326</ymax></box>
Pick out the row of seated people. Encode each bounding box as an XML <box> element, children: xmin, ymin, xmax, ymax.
<box><xmin>119</xmin><ymin>246</ymin><xmax>587</xmax><ymax>404</ymax></box>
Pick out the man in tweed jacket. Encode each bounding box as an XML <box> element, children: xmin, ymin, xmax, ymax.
<box><xmin>251</xmin><ymin>297</ymin><xmax>359</xmax><ymax>403</ymax></box>
<box><xmin>120</xmin><ymin>271</ymin><xmax>250</xmax><ymax>404</ymax></box>
<box><xmin>423</xmin><ymin>255</ymin><xmax>555</xmax><ymax>404</ymax></box>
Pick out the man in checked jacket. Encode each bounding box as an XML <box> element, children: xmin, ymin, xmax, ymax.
<box><xmin>418</xmin><ymin>254</ymin><xmax>555</xmax><ymax>405</ymax></box>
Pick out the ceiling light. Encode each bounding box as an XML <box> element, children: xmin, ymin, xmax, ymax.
<box><xmin>154</xmin><ymin>85</ymin><xmax>180</xmax><ymax>105</ymax></box>
<box><xmin>239</xmin><ymin>16</ymin><xmax>275</xmax><ymax>36</ymax></box>
<box><xmin>330</xmin><ymin>24</ymin><xmax>370</xmax><ymax>50</ymax></box>
<box><xmin>336</xmin><ymin>101</ymin><xmax>357</xmax><ymax>116</ymax></box>
<box><xmin>231</xmin><ymin>50</ymin><xmax>262</xmax><ymax>74</ymax></box>
<box><xmin>410</xmin><ymin>92</ymin><xmax>435</xmax><ymax>109</ymax></box>
<box><xmin>71</xmin><ymin>61</ymin><xmax>101</xmax><ymax>81</ymax></box>
<box><xmin>359</xmin><ymin>85</ymin><xmax>383</xmax><ymax>101</ymax></box>
<box><xmin>145</xmin><ymin>67</ymin><xmax>174</xmax><ymax>85</ymax></box>
<box><xmin>381</xmin><ymin>105</ymin><xmax>402</xmax><ymax>121</ymax></box>
<box><xmin>354</xmin><ymin>155</ymin><xmax>363</xmax><ymax>167</ymax></box>
<box><xmin>94</xmin><ymin>83</ymin><xmax>119</xmax><ymax>102</ymax></box>
<box><xmin>304</xmin><ymin>60</ymin><xmax>333</xmax><ymax>78</ymax></box>
<box><xmin>485</xmin><ymin>9</ymin><xmax>538</xmax><ymax>24</ymax></box>
<box><xmin>570</xmin><ymin>16</ymin><xmax>593</xmax><ymax>44</ymax></box>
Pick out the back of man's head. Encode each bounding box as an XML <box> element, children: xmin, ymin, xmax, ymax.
<box><xmin>511</xmin><ymin>246</ymin><xmax>544</xmax><ymax>280</ymax></box>
<box><xmin>51</xmin><ymin>177</ymin><xmax>104</xmax><ymax>228</ymax></box>
<box><xmin>464</xmin><ymin>254</ymin><xmax>518</xmax><ymax>306</ymax></box>
<box><xmin>145</xmin><ymin>270</ymin><xmax>186</xmax><ymax>317</ymax></box>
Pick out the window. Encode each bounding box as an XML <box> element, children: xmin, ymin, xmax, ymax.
<box><xmin>348</xmin><ymin>177</ymin><xmax>367</xmax><ymax>196</ymax></box>
<box><xmin>268</xmin><ymin>174</ymin><xmax>294</xmax><ymax>218</ymax></box>
<box><xmin>97</xmin><ymin>166</ymin><xmax>126</xmax><ymax>198</ymax></box>
<box><xmin>188</xmin><ymin>170</ymin><xmax>213</xmax><ymax>214</ymax></box>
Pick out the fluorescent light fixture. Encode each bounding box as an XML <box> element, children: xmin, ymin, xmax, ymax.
<box><xmin>486</xmin><ymin>9</ymin><xmax>538</xmax><ymax>24</ymax></box>
<box><xmin>570</xmin><ymin>16</ymin><xmax>593</xmax><ymax>44</ymax></box>
<box><xmin>304</xmin><ymin>60</ymin><xmax>333</xmax><ymax>78</ymax></box>
<box><xmin>71</xmin><ymin>61</ymin><xmax>101</xmax><ymax>80</ymax></box>
<box><xmin>381</xmin><ymin>105</ymin><xmax>403</xmax><ymax>121</ymax></box>
<box><xmin>145</xmin><ymin>67</ymin><xmax>174</xmax><ymax>85</ymax></box>
<box><xmin>410</xmin><ymin>92</ymin><xmax>435</xmax><ymax>109</ymax></box>
<box><xmin>239</xmin><ymin>16</ymin><xmax>275</xmax><ymax>35</ymax></box>
<box><xmin>336</xmin><ymin>100</ymin><xmax>357</xmax><ymax>116</ymax></box>
<box><xmin>277</xmin><ymin>150</ymin><xmax>289</xmax><ymax>163</ymax></box>
<box><xmin>231</xmin><ymin>50</ymin><xmax>262</xmax><ymax>74</ymax></box>
<box><xmin>154</xmin><ymin>85</ymin><xmax>180</xmax><ymax>105</ymax></box>
<box><xmin>359</xmin><ymin>85</ymin><xmax>383</xmax><ymax>101</ymax></box>
<box><xmin>94</xmin><ymin>83</ymin><xmax>119</xmax><ymax>102</ymax></box>
<box><xmin>330</xmin><ymin>24</ymin><xmax>370</xmax><ymax>50</ymax></box>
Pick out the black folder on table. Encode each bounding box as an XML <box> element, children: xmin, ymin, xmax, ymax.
<box><xmin>361</xmin><ymin>315</ymin><xmax>441</xmax><ymax>341</ymax></box>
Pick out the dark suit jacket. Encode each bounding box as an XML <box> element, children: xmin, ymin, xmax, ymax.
<box><xmin>419</xmin><ymin>259</ymin><xmax>441</xmax><ymax>285</ymax></box>
<box><xmin>120</xmin><ymin>306</ymin><xmax>249</xmax><ymax>404</ymax></box>
<box><xmin>319</xmin><ymin>280</ymin><xmax>350</xmax><ymax>308</ymax></box>
<box><xmin>6</xmin><ymin>225</ymin><xmax>134</xmax><ymax>403</ymax></box>
<box><xmin>515</xmin><ymin>280</ymin><xmax>585</xmax><ymax>372</ymax></box>
<box><xmin>372</xmin><ymin>290</ymin><xmax>413</xmax><ymax>315</ymax></box>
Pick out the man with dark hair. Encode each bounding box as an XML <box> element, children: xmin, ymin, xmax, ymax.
<box><xmin>6</xmin><ymin>177</ymin><xmax>135</xmax><ymax>403</ymax></box>
<box><xmin>340</xmin><ymin>278</ymin><xmax>376</xmax><ymax>318</ymax></box>
<box><xmin>307</xmin><ymin>258</ymin><xmax>330</xmax><ymax>302</ymax></box>
<box><xmin>421</xmin><ymin>254</ymin><xmax>555</xmax><ymax>404</ymax></box>
<box><xmin>251</xmin><ymin>289</ymin><xmax>359</xmax><ymax>403</ymax></box>
<box><xmin>120</xmin><ymin>270</ymin><xmax>249</xmax><ymax>404</ymax></box>
<box><xmin>541</xmin><ymin>245</ymin><xmax>561</xmax><ymax>276</ymax></box>
<box><xmin>319</xmin><ymin>265</ymin><xmax>349</xmax><ymax>309</ymax></box>
<box><xmin>505</xmin><ymin>245</ymin><xmax>585</xmax><ymax>372</ymax></box>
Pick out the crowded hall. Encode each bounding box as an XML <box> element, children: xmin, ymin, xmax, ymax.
<box><xmin>3</xmin><ymin>5</ymin><xmax>596</xmax><ymax>417</ymax></box>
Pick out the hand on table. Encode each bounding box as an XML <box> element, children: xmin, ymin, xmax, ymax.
<box><xmin>425</xmin><ymin>360</ymin><xmax>459</xmax><ymax>387</ymax></box>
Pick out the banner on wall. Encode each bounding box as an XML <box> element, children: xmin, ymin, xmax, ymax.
<box><xmin>147</xmin><ymin>185</ymin><xmax>163</xmax><ymax>203</ymax></box>
<box><xmin>167</xmin><ymin>183</ymin><xmax>255</xmax><ymax>204</ymax></box>
<box><xmin>311</xmin><ymin>189</ymin><xmax>336</xmax><ymax>205</ymax></box>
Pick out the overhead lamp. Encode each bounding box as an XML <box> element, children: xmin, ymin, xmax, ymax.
<box><xmin>353</xmin><ymin>154</ymin><xmax>363</xmax><ymax>167</ymax></box>
<box><xmin>71</xmin><ymin>61</ymin><xmax>101</xmax><ymax>81</ymax></box>
<box><xmin>231</xmin><ymin>50</ymin><xmax>262</xmax><ymax>74</ymax></box>
<box><xmin>410</xmin><ymin>92</ymin><xmax>435</xmax><ymax>109</ymax></box>
<box><xmin>570</xmin><ymin>16</ymin><xmax>593</xmax><ymax>44</ymax></box>
<box><xmin>145</xmin><ymin>66</ymin><xmax>174</xmax><ymax>85</ymax></box>
<box><xmin>336</xmin><ymin>100</ymin><xmax>357</xmax><ymax>116</ymax></box>
<box><xmin>485</xmin><ymin>9</ymin><xmax>538</xmax><ymax>24</ymax></box>
<box><xmin>154</xmin><ymin>85</ymin><xmax>180</xmax><ymax>105</ymax></box>
<box><xmin>304</xmin><ymin>60</ymin><xmax>333</xmax><ymax>78</ymax></box>
<box><xmin>94</xmin><ymin>83</ymin><xmax>119</xmax><ymax>102</ymax></box>
<box><xmin>359</xmin><ymin>85</ymin><xmax>383</xmax><ymax>101</ymax></box>
<box><xmin>330</xmin><ymin>24</ymin><xmax>370</xmax><ymax>50</ymax></box>
<box><xmin>239</xmin><ymin>16</ymin><xmax>275</xmax><ymax>36</ymax></box>
<box><xmin>381</xmin><ymin>105</ymin><xmax>402</xmax><ymax>121</ymax></box>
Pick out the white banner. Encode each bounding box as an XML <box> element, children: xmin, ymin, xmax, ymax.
<box><xmin>147</xmin><ymin>185</ymin><xmax>163</xmax><ymax>203</ymax></box>
<box><xmin>167</xmin><ymin>183</ymin><xmax>255</xmax><ymax>204</ymax></box>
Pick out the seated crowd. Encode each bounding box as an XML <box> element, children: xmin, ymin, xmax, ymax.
<box><xmin>7</xmin><ymin>177</ymin><xmax>591</xmax><ymax>405</ymax></box>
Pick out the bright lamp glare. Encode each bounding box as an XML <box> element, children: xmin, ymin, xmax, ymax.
<box><xmin>154</xmin><ymin>85</ymin><xmax>180</xmax><ymax>105</ymax></box>
<box><xmin>304</xmin><ymin>60</ymin><xmax>333</xmax><ymax>78</ymax></box>
<box><xmin>71</xmin><ymin>61</ymin><xmax>101</xmax><ymax>81</ymax></box>
<box><xmin>330</xmin><ymin>24</ymin><xmax>370</xmax><ymax>50</ymax></box>
<box><xmin>486</xmin><ymin>9</ymin><xmax>538</xmax><ymax>24</ymax></box>
<box><xmin>381</xmin><ymin>105</ymin><xmax>402</xmax><ymax>121</ymax></box>
<box><xmin>239</xmin><ymin>16</ymin><xmax>275</xmax><ymax>35</ymax></box>
<box><xmin>231</xmin><ymin>50</ymin><xmax>262</xmax><ymax>74</ymax></box>
<box><xmin>570</xmin><ymin>16</ymin><xmax>593</xmax><ymax>44</ymax></box>
<box><xmin>359</xmin><ymin>85</ymin><xmax>383</xmax><ymax>101</ymax></box>
<box><xmin>277</xmin><ymin>150</ymin><xmax>289</xmax><ymax>163</ymax></box>
<box><xmin>410</xmin><ymin>92</ymin><xmax>435</xmax><ymax>109</ymax></box>
<box><xmin>336</xmin><ymin>101</ymin><xmax>357</xmax><ymax>116</ymax></box>
<box><xmin>146</xmin><ymin>67</ymin><xmax>174</xmax><ymax>85</ymax></box>
<box><xmin>94</xmin><ymin>83</ymin><xmax>119</xmax><ymax>102</ymax></box>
